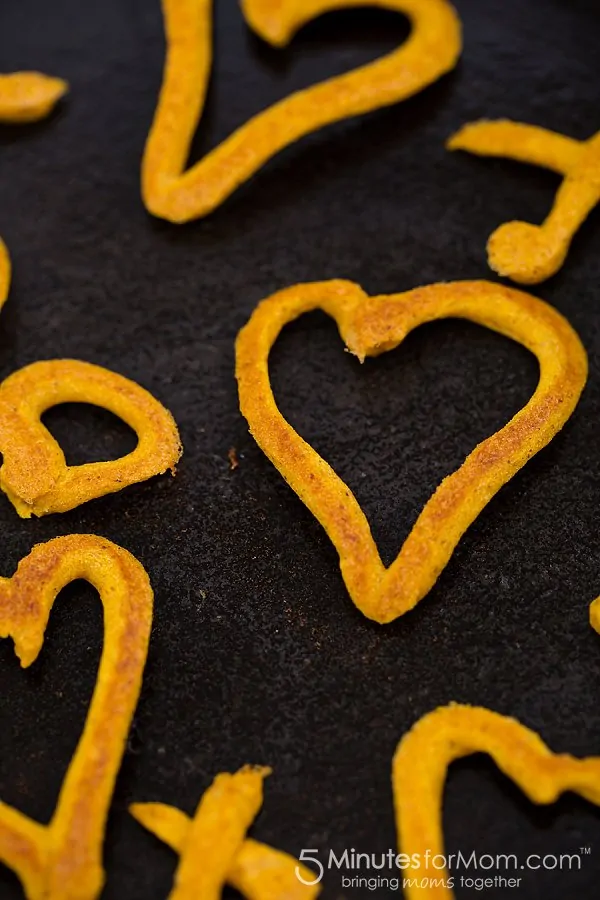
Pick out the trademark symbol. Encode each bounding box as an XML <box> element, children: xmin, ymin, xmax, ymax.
<box><xmin>580</xmin><ymin>847</ymin><xmax>591</xmax><ymax>855</ymax></box>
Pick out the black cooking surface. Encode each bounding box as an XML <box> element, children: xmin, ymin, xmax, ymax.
<box><xmin>0</xmin><ymin>0</ymin><xmax>599</xmax><ymax>897</ymax></box>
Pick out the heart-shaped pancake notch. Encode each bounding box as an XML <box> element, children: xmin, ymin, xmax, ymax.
<box><xmin>143</xmin><ymin>0</ymin><xmax>461</xmax><ymax>222</ymax></box>
<box><xmin>0</xmin><ymin>359</ymin><xmax>182</xmax><ymax>517</ymax></box>
<box><xmin>393</xmin><ymin>704</ymin><xmax>600</xmax><ymax>899</ymax></box>
<box><xmin>0</xmin><ymin>534</ymin><xmax>152</xmax><ymax>900</ymax></box>
<box><xmin>236</xmin><ymin>279</ymin><xmax>587</xmax><ymax>623</ymax></box>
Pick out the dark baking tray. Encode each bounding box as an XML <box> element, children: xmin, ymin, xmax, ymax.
<box><xmin>1</xmin><ymin>0</ymin><xmax>599</xmax><ymax>897</ymax></box>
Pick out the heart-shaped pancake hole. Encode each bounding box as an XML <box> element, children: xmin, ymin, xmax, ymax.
<box><xmin>0</xmin><ymin>534</ymin><xmax>152</xmax><ymax>900</ymax></box>
<box><xmin>0</xmin><ymin>359</ymin><xmax>182</xmax><ymax>517</ymax></box>
<box><xmin>236</xmin><ymin>279</ymin><xmax>587</xmax><ymax>624</ymax></box>
<box><xmin>41</xmin><ymin>403</ymin><xmax>138</xmax><ymax>466</ymax></box>
<box><xmin>393</xmin><ymin>704</ymin><xmax>600</xmax><ymax>899</ymax></box>
<box><xmin>143</xmin><ymin>0</ymin><xmax>461</xmax><ymax>222</ymax></box>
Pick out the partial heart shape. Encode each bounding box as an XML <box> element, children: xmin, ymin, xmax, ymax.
<box><xmin>447</xmin><ymin>120</ymin><xmax>600</xmax><ymax>284</ymax></box>
<box><xmin>393</xmin><ymin>704</ymin><xmax>600</xmax><ymax>899</ymax></box>
<box><xmin>0</xmin><ymin>72</ymin><xmax>67</xmax><ymax>124</ymax></box>
<box><xmin>236</xmin><ymin>279</ymin><xmax>587</xmax><ymax>623</ymax></box>
<box><xmin>131</xmin><ymin>766</ymin><xmax>320</xmax><ymax>899</ymax></box>
<box><xmin>0</xmin><ymin>534</ymin><xmax>153</xmax><ymax>900</ymax></box>
<box><xmin>0</xmin><ymin>359</ymin><xmax>182</xmax><ymax>517</ymax></box>
<box><xmin>0</xmin><ymin>71</ymin><xmax>68</xmax><ymax>305</ymax></box>
<box><xmin>0</xmin><ymin>239</ymin><xmax>9</xmax><ymax>315</ymax></box>
<box><xmin>143</xmin><ymin>0</ymin><xmax>461</xmax><ymax>222</ymax></box>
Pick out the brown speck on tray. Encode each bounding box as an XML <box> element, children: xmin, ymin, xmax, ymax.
<box><xmin>228</xmin><ymin>447</ymin><xmax>239</xmax><ymax>470</ymax></box>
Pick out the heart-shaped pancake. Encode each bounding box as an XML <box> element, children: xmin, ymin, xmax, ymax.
<box><xmin>0</xmin><ymin>534</ymin><xmax>152</xmax><ymax>900</ymax></box>
<box><xmin>393</xmin><ymin>704</ymin><xmax>600</xmax><ymax>899</ymax></box>
<box><xmin>143</xmin><ymin>0</ymin><xmax>461</xmax><ymax>222</ymax></box>
<box><xmin>0</xmin><ymin>359</ymin><xmax>182</xmax><ymax>517</ymax></box>
<box><xmin>236</xmin><ymin>279</ymin><xmax>587</xmax><ymax>623</ymax></box>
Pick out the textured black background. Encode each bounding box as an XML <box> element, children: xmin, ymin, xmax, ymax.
<box><xmin>1</xmin><ymin>0</ymin><xmax>600</xmax><ymax>897</ymax></box>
